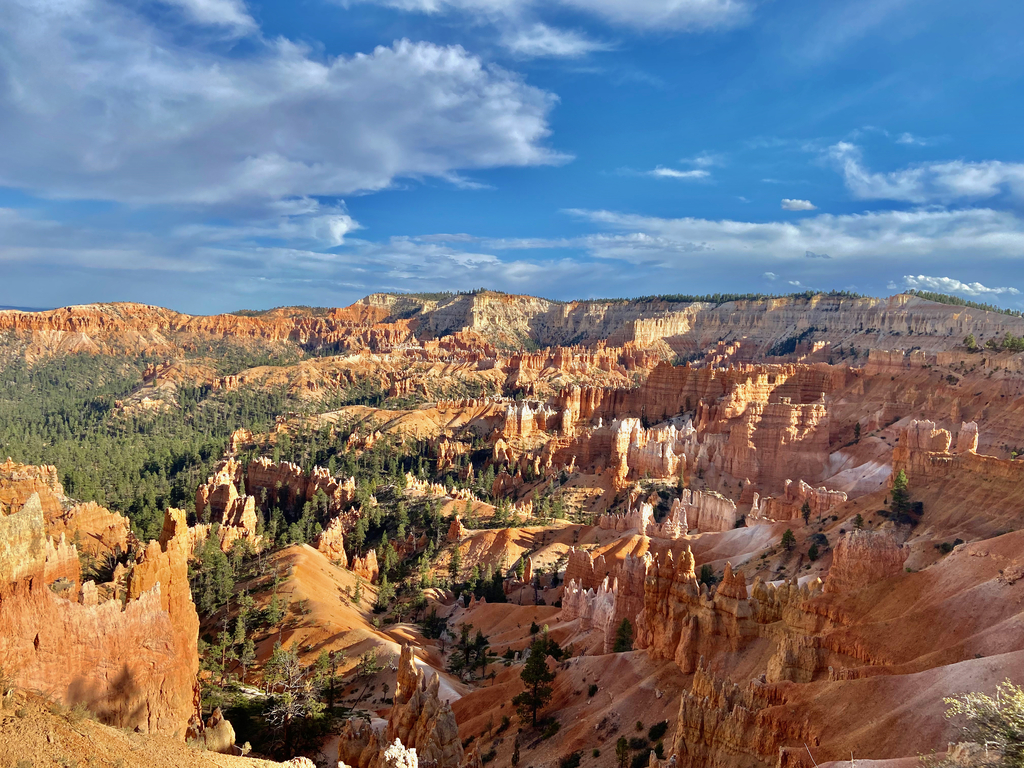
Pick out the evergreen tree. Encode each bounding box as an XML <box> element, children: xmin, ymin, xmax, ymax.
<box><xmin>616</xmin><ymin>737</ymin><xmax>629</xmax><ymax>768</ymax></box>
<box><xmin>612</xmin><ymin>618</ymin><xmax>634</xmax><ymax>652</ymax></box>
<box><xmin>781</xmin><ymin>529</ymin><xmax>796</xmax><ymax>550</ymax></box>
<box><xmin>374</xmin><ymin>575</ymin><xmax>395</xmax><ymax>613</ymax></box>
<box><xmin>449</xmin><ymin>545</ymin><xmax>462</xmax><ymax>582</ymax></box>
<box><xmin>891</xmin><ymin>469</ymin><xmax>910</xmax><ymax>516</ymax></box>
<box><xmin>801</xmin><ymin>500</ymin><xmax>812</xmax><ymax>526</ymax></box>
<box><xmin>512</xmin><ymin>634</ymin><xmax>556</xmax><ymax>726</ymax></box>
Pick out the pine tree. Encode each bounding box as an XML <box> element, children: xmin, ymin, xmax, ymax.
<box><xmin>891</xmin><ymin>469</ymin><xmax>910</xmax><ymax>516</ymax></box>
<box><xmin>512</xmin><ymin>635</ymin><xmax>556</xmax><ymax>726</ymax></box>
<box><xmin>374</xmin><ymin>575</ymin><xmax>395</xmax><ymax>613</ymax></box>
<box><xmin>616</xmin><ymin>737</ymin><xmax>629</xmax><ymax>768</ymax></box>
<box><xmin>781</xmin><ymin>529</ymin><xmax>795</xmax><ymax>550</ymax></box>
<box><xmin>449</xmin><ymin>544</ymin><xmax>462</xmax><ymax>582</ymax></box>
<box><xmin>353</xmin><ymin>579</ymin><xmax>364</xmax><ymax>606</ymax></box>
<box><xmin>612</xmin><ymin>618</ymin><xmax>633</xmax><ymax>652</ymax></box>
<box><xmin>801</xmin><ymin>500</ymin><xmax>811</xmax><ymax>526</ymax></box>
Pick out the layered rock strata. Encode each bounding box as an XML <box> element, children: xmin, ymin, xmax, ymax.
<box><xmin>822</xmin><ymin>529</ymin><xmax>908</xmax><ymax>594</ymax></box>
<box><xmin>0</xmin><ymin>496</ymin><xmax>200</xmax><ymax>735</ymax></box>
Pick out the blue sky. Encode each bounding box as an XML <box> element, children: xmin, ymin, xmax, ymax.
<box><xmin>0</xmin><ymin>0</ymin><xmax>1021</xmax><ymax>313</ymax></box>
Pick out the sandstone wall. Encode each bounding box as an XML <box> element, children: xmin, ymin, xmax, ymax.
<box><xmin>0</xmin><ymin>499</ymin><xmax>199</xmax><ymax>735</ymax></box>
<box><xmin>822</xmin><ymin>529</ymin><xmax>908</xmax><ymax>594</ymax></box>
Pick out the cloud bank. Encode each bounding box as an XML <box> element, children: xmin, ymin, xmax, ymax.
<box><xmin>0</xmin><ymin>0</ymin><xmax>566</xmax><ymax>208</ymax></box>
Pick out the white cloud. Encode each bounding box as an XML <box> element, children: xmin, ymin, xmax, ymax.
<box><xmin>895</xmin><ymin>132</ymin><xmax>938</xmax><ymax>147</ymax></box>
<box><xmin>0</xmin><ymin>0</ymin><xmax>565</xmax><ymax>207</ymax></box>
<box><xmin>344</xmin><ymin>0</ymin><xmax>752</xmax><ymax>31</ymax></box>
<box><xmin>903</xmin><ymin>275</ymin><xmax>1020</xmax><ymax>297</ymax></box>
<box><xmin>829</xmin><ymin>142</ymin><xmax>1024</xmax><ymax>203</ymax></box>
<box><xmin>174</xmin><ymin>199</ymin><xmax>362</xmax><ymax>247</ymax></box>
<box><xmin>501</xmin><ymin>23</ymin><xmax>611</xmax><ymax>57</ymax></box>
<box><xmin>782</xmin><ymin>199</ymin><xmax>817</xmax><ymax>211</ymax></box>
<box><xmin>561</xmin><ymin>207</ymin><xmax>1024</xmax><ymax>266</ymax></box>
<box><xmin>687</xmin><ymin>151</ymin><xmax>723</xmax><ymax>168</ymax></box>
<box><xmin>648</xmin><ymin>167</ymin><xmax>710</xmax><ymax>180</ymax></box>
<box><xmin>762</xmin><ymin>271</ymin><xmax>778</xmax><ymax>280</ymax></box>
<box><xmin>160</xmin><ymin>0</ymin><xmax>257</xmax><ymax>32</ymax></box>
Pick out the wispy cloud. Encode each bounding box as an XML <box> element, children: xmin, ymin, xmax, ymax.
<box><xmin>563</xmin><ymin>207</ymin><xmax>1024</xmax><ymax>266</ymax></box>
<box><xmin>501</xmin><ymin>23</ymin><xmax>612</xmax><ymax>58</ymax></box>
<box><xmin>343</xmin><ymin>0</ymin><xmax>753</xmax><ymax>31</ymax></box>
<box><xmin>647</xmin><ymin>167</ymin><xmax>710</xmax><ymax>180</ymax></box>
<box><xmin>895</xmin><ymin>132</ymin><xmax>941</xmax><ymax>147</ymax></box>
<box><xmin>160</xmin><ymin>0</ymin><xmax>257</xmax><ymax>33</ymax></box>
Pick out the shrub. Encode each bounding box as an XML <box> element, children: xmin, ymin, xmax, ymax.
<box><xmin>648</xmin><ymin>721</ymin><xmax>669</xmax><ymax>741</ymax></box>
<box><xmin>939</xmin><ymin>679</ymin><xmax>1024</xmax><ymax>767</ymax></box>
<box><xmin>482</xmin><ymin>751</ymin><xmax>497</xmax><ymax>764</ymax></box>
<box><xmin>541</xmin><ymin>719</ymin><xmax>561</xmax><ymax>740</ymax></box>
<box><xmin>636</xmin><ymin>720</ymin><xmax>644</xmax><ymax>731</ymax></box>
<box><xmin>629</xmin><ymin>737</ymin><xmax>649</xmax><ymax>750</ymax></box>
<box><xmin>559</xmin><ymin>752</ymin><xmax>582</xmax><ymax>768</ymax></box>
<box><xmin>631</xmin><ymin>753</ymin><xmax>650</xmax><ymax>768</ymax></box>
<box><xmin>593</xmin><ymin>749</ymin><xmax>601</xmax><ymax>758</ymax></box>
<box><xmin>588</xmin><ymin>684</ymin><xmax>599</xmax><ymax>698</ymax></box>
<box><xmin>613</xmin><ymin>619</ymin><xmax>634</xmax><ymax>653</ymax></box>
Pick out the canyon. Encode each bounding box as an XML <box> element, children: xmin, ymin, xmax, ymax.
<box><xmin>0</xmin><ymin>290</ymin><xmax>1022</xmax><ymax>768</ymax></box>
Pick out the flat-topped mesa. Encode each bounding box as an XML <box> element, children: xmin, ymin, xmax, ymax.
<box><xmin>0</xmin><ymin>499</ymin><xmax>201</xmax><ymax>736</ymax></box>
<box><xmin>749</xmin><ymin>479</ymin><xmax>848</xmax><ymax>524</ymax></box>
<box><xmin>339</xmin><ymin>645</ymin><xmax>464</xmax><ymax>768</ymax></box>
<box><xmin>823</xmin><ymin>528</ymin><xmax>908</xmax><ymax>594</ymax></box>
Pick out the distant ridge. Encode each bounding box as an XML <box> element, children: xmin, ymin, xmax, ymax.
<box><xmin>0</xmin><ymin>305</ymin><xmax>50</xmax><ymax>312</ymax></box>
